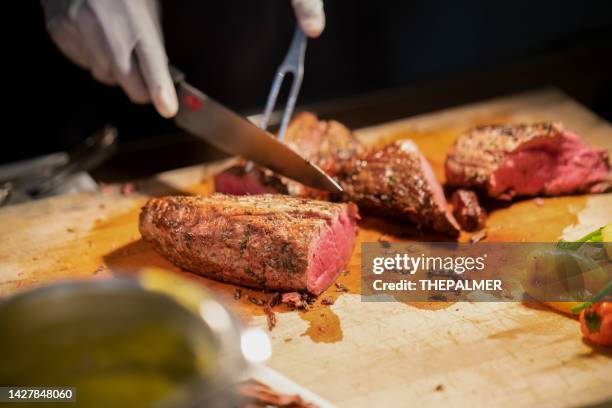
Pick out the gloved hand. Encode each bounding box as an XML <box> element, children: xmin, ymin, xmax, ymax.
<box><xmin>291</xmin><ymin>0</ymin><xmax>325</xmax><ymax>38</ymax></box>
<box><xmin>41</xmin><ymin>0</ymin><xmax>178</xmax><ymax>118</ymax></box>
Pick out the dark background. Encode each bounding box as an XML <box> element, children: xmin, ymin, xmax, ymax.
<box><xmin>6</xmin><ymin>1</ymin><xmax>612</xmax><ymax>181</ymax></box>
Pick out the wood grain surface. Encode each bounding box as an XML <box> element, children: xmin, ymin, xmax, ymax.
<box><xmin>1</xmin><ymin>88</ymin><xmax>611</xmax><ymax>407</ymax></box>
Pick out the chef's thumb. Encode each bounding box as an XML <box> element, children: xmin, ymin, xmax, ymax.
<box><xmin>292</xmin><ymin>0</ymin><xmax>325</xmax><ymax>38</ymax></box>
<box><xmin>135</xmin><ymin>39</ymin><xmax>178</xmax><ymax>119</ymax></box>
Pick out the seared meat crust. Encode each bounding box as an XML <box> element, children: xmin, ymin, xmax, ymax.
<box><xmin>139</xmin><ymin>194</ymin><xmax>358</xmax><ymax>293</ymax></box>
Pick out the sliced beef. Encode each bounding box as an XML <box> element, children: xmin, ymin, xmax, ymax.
<box><xmin>336</xmin><ymin>140</ymin><xmax>460</xmax><ymax>235</ymax></box>
<box><xmin>215</xmin><ymin>113</ymin><xmax>459</xmax><ymax>236</ymax></box>
<box><xmin>451</xmin><ymin>189</ymin><xmax>486</xmax><ymax>231</ymax></box>
<box><xmin>214</xmin><ymin>163</ymin><xmax>328</xmax><ymax>200</ymax></box>
<box><xmin>214</xmin><ymin>112</ymin><xmax>361</xmax><ymax>198</ymax></box>
<box><xmin>139</xmin><ymin>194</ymin><xmax>359</xmax><ymax>295</ymax></box>
<box><xmin>445</xmin><ymin>122</ymin><xmax>612</xmax><ymax>200</ymax></box>
<box><xmin>284</xmin><ymin>112</ymin><xmax>364</xmax><ymax>176</ymax></box>
<box><xmin>214</xmin><ymin>164</ymin><xmax>288</xmax><ymax>196</ymax></box>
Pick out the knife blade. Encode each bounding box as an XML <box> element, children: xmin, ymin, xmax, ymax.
<box><xmin>171</xmin><ymin>68</ymin><xmax>342</xmax><ymax>194</ymax></box>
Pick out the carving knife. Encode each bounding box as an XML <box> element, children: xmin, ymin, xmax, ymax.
<box><xmin>170</xmin><ymin>67</ymin><xmax>342</xmax><ymax>193</ymax></box>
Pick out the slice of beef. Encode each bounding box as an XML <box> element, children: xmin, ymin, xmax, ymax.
<box><xmin>214</xmin><ymin>163</ymin><xmax>328</xmax><ymax>200</ymax></box>
<box><xmin>214</xmin><ymin>164</ymin><xmax>288</xmax><ymax>195</ymax></box>
<box><xmin>139</xmin><ymin>194</ymin><xmax>359</xmax><ymax>295</ymax></box>
<box><xmin>451</xmin><ymin>189</ymin><xmax>486</xmax><ymax>231</ymax></box>
<box><xmin>215</xmin><ymin>113</ymin><xmax>459</xmax><ymax>235</ymax></box>
<box><xmin>284</xmin><ymin>112</ymin><xmax>364</xmax><ymax>176</ymax></box>
<box><xmin>336</xmin><ymin>140</ymin><xmax>460</xmax><ymax>235</ymax></box>
<box><xmin>214</xmin><ymin>112</ymin><xmax>361</xmax><ymax>197</ymax></box>
<box><xmin>445</xmin><ymin>122</ymin><xmax>612</xmax><ymax>200</ymax></box>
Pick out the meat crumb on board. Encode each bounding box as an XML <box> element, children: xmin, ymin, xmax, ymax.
<box><xmin>378</xmin><ymin>235</ymin><xmax>392</xmax><ymax>248</ymax></box>
<box><xmin>234</xmin><ymin>289</ymin><xmax>242</xmax><ymax>300</ymax></box>
<box><xmin>239</xmin><ymin>288</ymin><xmax>340</xmax><ymax>332</ymax></box>
<box><xmin>321</xmin><ymin>296</ymin><xmax>335</xmax><ymax>306</ymax></box>
<box><xmin>249</xmin><ymin>297</ymin><xmax>265</xmax><ymax>306</ymax></box>
<box><xmin>281</xmin><ymin>292</ymin><xmax>312</xmax><ymax>310</ymax></box>
<box><xmin>334</xmin><ymin>282</ymin><xmax>348</xmax><ymax>292</ymax></box>
<box><xmin>264</xmin><ymin>306</ymin><xmax>277</xmax><ymax>331</ymax></box>
<box><xmin>470</xmin><ymin>229</ymin><xmax>487</xmax><ymax>243</ymax></box>
<box><xmin>267</xmin><ymin>292</ymin><xmax>281</xmax><ymax>308</ymax></box>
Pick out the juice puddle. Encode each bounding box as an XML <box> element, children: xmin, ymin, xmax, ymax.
<box><xmin>485</xmin><ymin>195</ymin><xmax>588</xmax><ymax>242</ymax></box>
<box><xmin>300</xmin><ymin>307</ymin><xmax>343</xmax><ymax>343</ymax></box>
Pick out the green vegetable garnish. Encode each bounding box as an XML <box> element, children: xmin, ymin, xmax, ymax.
<box><xmin>570</xmin><ymin>281</ymin><xmax>612</xmax><ymax>314</ymax></box>
<box><xmin>557</xmin><ymin>227</ymin><xmax>603</xmax><ymax>250</ymax></box>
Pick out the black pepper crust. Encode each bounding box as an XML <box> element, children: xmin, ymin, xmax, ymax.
<box><xmin>334</xmin><ymin>141</ymin><xmax>460</xmax><ymax>236</ymax></box>
<box><xmin>139</xmin><ymin>194</ymin><xmax>359</xmax><ymax>293</ymax></box>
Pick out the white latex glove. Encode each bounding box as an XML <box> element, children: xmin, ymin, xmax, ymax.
<box><xmin>41</xmin><ymin>0</ymin><xmax>178</xmax><ymax>118</ymax></box>
<box><xmin>292</xmin><ymin>0</ymin><xmax>325</xmax><ymax>38</ymax></box>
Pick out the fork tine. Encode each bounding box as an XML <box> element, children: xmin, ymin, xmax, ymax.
<box><xmin>260</xmin><ymin>71</ymin><xmax>286</xmax><ymax>131</ymax></box>
<box><xmin>277</xmin><ymin>69</ymin><xmax>304</xmax><ymax>141</ymax></box>
<box><xmin>261</xmin><ymin>26</ymin><xmax>307</xmax><ymax>137</ymax></box>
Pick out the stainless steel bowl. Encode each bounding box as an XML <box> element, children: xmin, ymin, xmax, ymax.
<box><xmin>0</xmin><ymin>275</ymin><xmax>268</xmax><ymax>408</ymax></box>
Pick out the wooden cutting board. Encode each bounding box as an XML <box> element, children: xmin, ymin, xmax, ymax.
<box><xmin>1</xmin><ymin>88</ymin><xmax>611</xmax><ymax>408</ymax></box>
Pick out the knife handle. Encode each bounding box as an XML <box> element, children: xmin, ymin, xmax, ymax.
<box><xmin>169</xmin><ymin>65</ymin><xmax>185</xmax><ymax>84</ymax></box>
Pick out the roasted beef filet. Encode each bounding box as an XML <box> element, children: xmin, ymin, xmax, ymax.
<box><xmin>215</xmin><ymin>113</ymin><xmax>459</xmax><ymax>236</ymax></box>
<box><xmin>445</xmin><ymin>122</ymin><xmax>612</xmax><ymax>200</ymax></box>
<box><xmin>139</xmin><ymin>194</ymin><xmax>359</xmax><ymax>295</ymax></box>
<box><xmin>336</xmin><ymin>140</ymin><xmax>460</xmax><ymax>235</ymax></box>
<box><xmin>451</xmin><ymin>189</ymin><xmax>486</xmax><ymax>231</ymax></box>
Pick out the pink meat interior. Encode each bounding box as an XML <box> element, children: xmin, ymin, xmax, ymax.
<box><xmin>214</xmin><ymin>171</ymin><xmax>278</xmax><ymax>195</ymax></box>
<box><xmin>418</xmin><ymin>151</ymin><xmax>448</xmax><ymax>210</ymax></box>
<box><xmin>490</xmin><ymin>132</ymin><xmax>611</xmax><ymax>198</ymax></box>
<box><xmin>306</xmin><ymin>209</ymin><xmax>358</xmax><ymax>295</ymax></box>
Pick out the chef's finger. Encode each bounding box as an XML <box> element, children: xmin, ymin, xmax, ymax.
<box><xmin>75</xmin><ymin>4</ymin><xmax>116</xmax><ymax>86</ymax></box>
<box><xmin>117</xmin><ymin>56</ymin><xmax>151</xmax><ymax>104</ymax></box>
<box><xmin>292</xmin><ymin>0</ymin><xmax>325</xmax><ymax>38</ymax></box>
<box><xmin>114</xmin><ymin>55</ymin><xmax>151</xmax><ymax>104</ymax></box>
<box><xmin>135</xmin><ymin>44</ymin><xmax>177</xmax><ymax>117</ymax></box>
<box><xmin>135</xmin><ymin>38</ymin><xmax>178</xmax><ymax>118</ymax></box>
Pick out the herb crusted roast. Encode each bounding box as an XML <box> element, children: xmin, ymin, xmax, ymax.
<box><xmin>215</xmin><ymin>113</ymin><xmax>460</xmax><ymax>236</ymax></box>
<box><xmin>139</xmin><ymin>194</ymin><xmax>359</xmax><ymax>295</ymax></box>
<box><xmin>445</xmin><ymin>122</ymin><xmax>612</xmax><ymax>200</ymax></box>
<box><xmin>335</xmin><ymin>140</ymin><xmax>460</xmax><ymax>234</ymax></box>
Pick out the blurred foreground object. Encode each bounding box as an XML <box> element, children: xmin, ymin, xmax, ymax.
<box><xmin>0</xmin><ymin>270</ymin><xmax>270</xmax><ymax>407</ymax></box>
<box><xmin>0</xmin><ymin>125</ymin><xmax>116</xmax><ymax>206</ymax></box>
